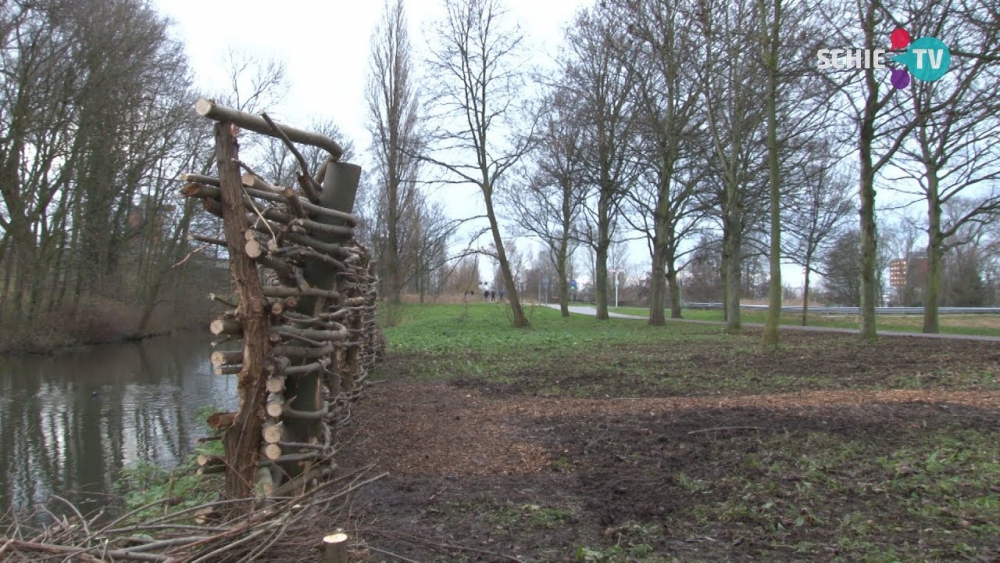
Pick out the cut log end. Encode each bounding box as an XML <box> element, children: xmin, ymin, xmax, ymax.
<box><xmin>207</xmin><ymin>412</ymin><xmax>236</xmax><ymax>430</ymax></box>
<box><xmin>195</xmin><ymin>98</ymin><xmax>214</xmax><ymax>117</ymax></box>
<box><xmin>246</xmin><ymin>239</ymin><xmax>263</xmax><ymax>259</ymax></box>
<box><xmin>263</xmin><ymin>443</ymin><xmax>282</xmax><ymax>460</ymax></box>
<box><xmin>266</xmin><ymin>402</ymin><xmax>284</xmax><ymax>418</ymax></box>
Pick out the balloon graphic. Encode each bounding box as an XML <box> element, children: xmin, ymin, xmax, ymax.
<box><xmin>891</xmin><ymin>68</ymin><xmax>911</xmax><ymax>89</ymax></box>
<box><xmin>890</xmin><ymin>28</ymin><xmax>911</xmax><ymax>50</ymax></box>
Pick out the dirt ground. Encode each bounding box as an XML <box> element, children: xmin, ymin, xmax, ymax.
<box><xmin>271</xmin><ymin>332</ymin><xmax>1000</xmax><ymax>562</ymax></box>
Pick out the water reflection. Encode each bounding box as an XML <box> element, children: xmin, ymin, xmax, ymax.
<box><xmin>0</xmin><ymin>331</ymin><xmax>237</xmax><ymax>516</ymax></box>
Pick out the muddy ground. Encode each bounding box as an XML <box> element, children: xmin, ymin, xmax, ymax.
<box><xmin>275</xmin><ymin>331</ymin><xmax>1000</xmax><ymax>562</ymax></box>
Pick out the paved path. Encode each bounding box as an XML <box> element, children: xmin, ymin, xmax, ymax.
<box><xmin>546</xmin><ymin>304</ymin><xmax>1000</xmax><ymax>342</ymax></box>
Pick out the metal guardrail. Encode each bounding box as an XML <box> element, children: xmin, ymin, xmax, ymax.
<box><xmin>683</xmin><ymin>303</ymin><xmax>1000</xmax><ymax>315</ymax></box>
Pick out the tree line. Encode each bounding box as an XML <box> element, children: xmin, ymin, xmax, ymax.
<box><xmin>2</xmin><ymin>0</ymin><xmax>998</xmax><ymax>352</ymax></box>
<box><xmin>385</xmin><ymin>0</ymin><xmax>999</xmax><ymax>341</ymax></box>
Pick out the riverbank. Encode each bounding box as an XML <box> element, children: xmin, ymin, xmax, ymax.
<box><xmin>0</xmin><ymin>297</ymin><xmax>214</xmax><ymax>355</ymax></box>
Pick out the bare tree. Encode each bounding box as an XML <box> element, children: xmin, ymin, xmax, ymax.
<box><xmin>822</xmin><ymin>0</ymin><xmax>916</xmax><ymax>340</ymax></box>
<box><xmin>693</xmin><ymin>0</ymin><xmax>768</xmax><ymax>331</ymax></box>
<box><xmin>423</xmin><ymin>0</ymin><xmax>534</xmax><ymax>327</ymax></box>
<box><xmin>366</xmin><ymin>0</ymin><xmax>423</xmax><ymax>304</ymax></box>
<box><xmin>783</xmin><ymin>143</ymin><xmax>855</xmax><ymax>325</ymax></box>
<box><xmin>504</xmin><ymin>87</ymin><xmax>586</xmax><ymax>316</ymax></box>
<box><xmin>890</xmin><ymin>0</ymin><xmax>1000</xmax><ymax>332</ymax></box>
<box><xmin>616</xmin><ymin>0</ymin><xmax>706</xmax><ymax>323</ymax></box>
<box><xmin>758</xmin><ymin>0</ymin><xmax>783</xmax><ymax>346</ymax></box>
<box><xmin>562</xmin><ymin>5</ymin><xmax>637</xmax><ymax>321</ymax></box>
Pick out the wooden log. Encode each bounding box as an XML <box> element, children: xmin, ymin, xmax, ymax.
<box><xmin>271</xmin><ymin>246</ymin><xmax>347</xmax><ymax>270</ymax></box>
<box><xmin>274</xmin><ymin>325</ymin><xmax>348</xmax><ymax>343</ymax></box>
<box><xmin>260</xmin><ymin>207</ymin><xmax>353</xmax><ymax>238</ymax></box>
<box><xmin>258</xmin><ymin>257</ymin><xmax>294</xmax><ymax>281</ymax></box>
<box><xmin>282</xmin><ymin>186</ymin><xmax>307</xmax><ymax>218</ymax></box>
<box><xmin>323</xmin><ymin>531</ymin><xmax>349</xmax><ymax>563</ymax></box>
<box><xmin>263</xmin><ymin>420</ymin><xmax>285</xmax><ymax>443</ymax></box>
<box><xmin>207</xmin><ymin>412</ymin><xmax>236</xmax><ymax>430</ymax></box>
<box><xmin>214</xmin><ymin>365</ymin><xmax>242</xmax><ymax>375</ymax></box>
<box><xmin>245</xmin><ymin>239</ymin><xmax>264</xmax><ymax>259</ymax></box>
<box><xmin>266</xmin><ymin>393</ymin><xmax>285</xmax><ymax>418</ymax></box>
<box><xmin>196</xmin><ymin>98</ymin><xmax>345</xmax><ymax>159</ymax></box>
<box><xmin>269</xmin><ymin>451</ymin><xmax>319</xmax><ymax>464</ymax></box>
<box><xmin>255</xmin><ymin>466</ymin><xmax>274</xmax><ymax>498</ymax></box>
<box><xmin>197</xmin><ymin>454</ymin><xmax>226</xmax><ymax>467</ymax></box>
<box><xmin>197</xmin><ymin>464</ymin><xmax>226</xmax><ymax>475</ymax></box>
<box><xmin>202</xmin><ymin>197</ymin><xmax>224</xmax><ymax>218</ymax></box>
<box><xmin>279</xmin><ymin>403</ymin><xmax>329</xmax><ymax>421</ymax></box>
<box><xmin>270</xmin><ymin>301</ymin><xmax>285</xmax><ymax>316</ymax></box>
<box><xmin>211</xmin><ymin>350</ymin><xmax>243</xmax><ymax>367</ymax></box>
<box><xmin>285</xmin><ymin>231</ymin><xmax>351</xmax><ymax>258</ymax></box>
<box><xmin>187</xmin><ymin>233</ymin><xmax>227</xmax><ymax>246</ymax></box>
<box><xmin>180</xmin><ymin>173</ymin><xmax>220</xmax><ymax>187</ymax></box>
<box><xmin>266</xmin><ymin>375</ymin><xmax>286</xmax><ymax>394</ymax></box>
<box><xmin>262</xmin><ymin>286</ymin><xmax>340</xmax><ymax>300</ymax></box>
<box><xmin>278</xmin><ymin>441</ymin><xmax>327</xmax><ymax>451</ymax></box>
<box><xmin>264</xmin><ymin>356</ymin><xmax>291</xmax><ymax>375</ymax></box>
<box><xmin>183</xmin><ymin>181</ymin><xmax>359</xmax><ymax>225</ymax></box>
<box><xmin>241</xmin><ymin>173</ymin><xmax>284</xmax><ymax>194</ymax></box>
<box><xmin>271</xmin><ymin>343</ymin><xmax>335</xmax><ymax>360</ymax></box>
<box><xmin>210</xmin><ymin>319</ymin><xmax>243</xmax><ymax>336</ymax></box>
<box><xmin>284</xmin><ymin>357</ymin><xmax>331</xmax><ymax>376</ymax></box>
<box><xmin>262</xmin><ymin>443</ymin><xmax>283</xmax><ymax>461</ymax></box>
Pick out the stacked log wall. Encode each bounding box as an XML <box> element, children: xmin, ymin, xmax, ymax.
<box><xmin>184</xmin><ymin>100</ymin><xmax>383</xmax><ymax>499</ymax></box>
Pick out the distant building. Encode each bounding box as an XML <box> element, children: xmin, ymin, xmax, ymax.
<box><xmin>890</xmin><ymin>255</ymin><xmax>928</xmax><ymax>288</ymax></box>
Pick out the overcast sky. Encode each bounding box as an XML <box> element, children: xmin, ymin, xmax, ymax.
<box><xmin>152</xmin><ymin>0</ymin><xmax>830</xmax><ymax>292</ymax></box>
<box><xmin>154</xmin><ymin>0</ymin><xmax>585</xmax><ymax>156</ymax></box>
<box><xmin>153</xmin><ymin>0</ymin><xmax>598</xmax><ymax>287</ymax></box>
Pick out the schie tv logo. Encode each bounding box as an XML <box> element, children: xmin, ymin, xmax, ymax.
<box><xmin>817</xmin><ymin>28</ymin><xmax>951</xmax><ymax>89</ymax></box>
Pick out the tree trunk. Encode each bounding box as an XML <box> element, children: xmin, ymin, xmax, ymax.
<box><xmin>595</xmin><ymin>189</ymin><xmax>612</xmax><ymax>320</ymax></box>
<box><xmin>722</xmin><ymin>204</ymin><xmax>742</xmax><ymax>331</ymax></box>
<box><xmin>557</xmin><ymin>247</ymin><xmax>570</xmax><ymax>317</ymax></box>
<box><xmin>801</xmin><ymin>262</ymin><xmax>811</xmax><ymax>327</ymax></box>
<box><xmin>666</xmin><ymin>263</ymin><xmax>682</xmax><ymax>319</ymax></box>
<box><xmin>923</xmin><ymin>185</ymin><xmax>942</xmax><ymax>333</ymax></box>
<box><xmin>595</xmin><ymin>243</ymin><xmax>609</xmax><ymax>320</ymax></box>
<box><xmin>760</xmin><ymin>0</ymin><xmax>782</xmax><ymax>348</ymax></box>
<box><xmin>215</xmin><ymin>122</ymin><xmax>272</xmax><ymax>500</ymax></box>
<box><xmin>857</xmin><ymin>7</ymin><xmax>880</xmax><ymax>343</ymax></box>
<box><xmin>648</xmin><ymin>245</ymin><xmax>667</xmax><ymax>326</ymax></box>
<box><xmin>484</xmin><ymin>189</ymin><xmax>528</xmax><ymax>327</ymax></box>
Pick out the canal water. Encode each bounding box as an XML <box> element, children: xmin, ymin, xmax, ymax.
<box><xmin>0</xmin><ymin>331</ymin><xmax>237</xmax><ymax>517</ymax></box>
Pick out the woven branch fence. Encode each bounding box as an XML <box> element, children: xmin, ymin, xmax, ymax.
<box><xmin>0</xmin><ymin>100</ymin><xmax>385</xmax><ymax>563</ymax></box>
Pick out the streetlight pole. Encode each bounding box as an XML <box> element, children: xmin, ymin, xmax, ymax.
<box><xmin>608</xmin><ymin>269</ymin><xmax>624</xmax><ymax>309</ymax></box>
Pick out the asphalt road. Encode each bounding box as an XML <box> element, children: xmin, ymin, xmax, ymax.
<box><xmin>546</xmin><ymin>304</ymin><xmax>1000</xmax><ymax>342</ymax></box>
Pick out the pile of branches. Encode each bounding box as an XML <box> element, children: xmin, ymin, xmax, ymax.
<box><xmin>0</xmin><ymin>468</ymin><xmax>385</xmax><ymax>563</ymax></box>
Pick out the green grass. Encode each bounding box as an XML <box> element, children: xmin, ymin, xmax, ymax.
<box><xmin>371</xmin><ymin>304</ymin><xmax>1000</xmax><ymax>562</ymax></box>
<box><xmin>383</xmin><ymin>302</ymin><xmax>717</xmax><ymax>354</ymax></box>
<box><xmin>607</xmin><ymin>306</ymin><xmax>1000</xmax><ymax>337</ymax></box>
<box><xmin>377</xmin><ymin>303</ymin><xmax>1000</xmax><ymax>397</ymax></box>
<box><xmin>377</xmin><ymin>302</ymin><xmax>731</xmax><ymax>390</ymax></box>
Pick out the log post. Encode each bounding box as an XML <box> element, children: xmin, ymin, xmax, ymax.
<box><xmin>215</xmin><ymin>121</ymin><xmax>272</xmax><ymax>500</ymax></box>
<box><xmin>283</xmin><ymin>160</ymin><xmax>362</xmax><ymax>478</ymax></box>
<box><xmin>323</xmin><ymin>531</ymin><xmax>349</xmax><ymax>563</ymax></box>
